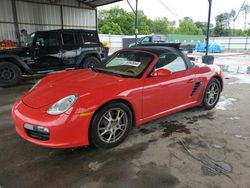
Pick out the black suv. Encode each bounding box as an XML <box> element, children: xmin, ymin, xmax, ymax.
<box><xmin>0</xmin><ymin>29</ymin><xmax>108</xmax><ymax>87</ymax></box>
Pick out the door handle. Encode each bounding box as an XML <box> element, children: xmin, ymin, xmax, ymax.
<box><xmin>187</xmin><ymin>79</ymin><xmax>195</xmax><ymax>83</ymax></box>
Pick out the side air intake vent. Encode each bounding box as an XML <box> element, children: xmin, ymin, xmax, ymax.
<box><xmin>191</xmin><ymin>82</ymin><xmax>201</xmax><ymax>96</ymax></box>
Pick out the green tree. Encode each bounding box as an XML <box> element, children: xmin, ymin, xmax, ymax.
<box><xmin>212</xmin><ymin>10</ymin><xmax>248</xmax><ymax>37</ymax></box>
<box><xmin>149</xmin><ymin>17</ymin><xmax>174</xmax><ymax>34</ymax></box>
<box><xmin>194</xmin><ymin>21</ymin><xmax>213</xmax><ymax>35</ymax></box>
<box><xmin>241</xmin><ymin>4</ymin><xmax>250</xmax><ymax>30</ymax></box>
<box><xmin>99</xmin><ymin>23</ymin><xmax>122</xmax><ymax>35</ymax></box>
<box><xmin>98</xmin><ymin>7</ymin><xmax>152</xmax><ymax>35</ymax></box>
<box><xmin>214</xmin><ymin>13</ymin><xmax>231</xmax><ymax>36</ymax></box>
<box><xmin>177</xmin><ymin>17</ymin><xmax>203</xmax><ymax>35</ymax></box>
<box><xmin>246</xmin><ymin>29</ymin><xmax>250</xmax><ymax>36</ymax></box>
<box><xmin>138</xmin><ymin>11</ymin><xmax>152</xmax><ymax>34</ymax></box>
<box><xmin>98</xmin><ymin>7</ymin><xmax>134</xmax><ymax>35</ymax></box>
<box><xmin>229</xmin><ymin>9</ymin><xmax>236</xmax><ymax>35</ymax></box>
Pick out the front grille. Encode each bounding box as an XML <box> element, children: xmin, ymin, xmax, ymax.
<box><xmin>25</xmin><ymin>128</ymin><xmax>50</xmax><ymax>141</ymax></box>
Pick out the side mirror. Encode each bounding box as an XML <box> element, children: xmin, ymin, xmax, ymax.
<box><xmin>151</xmin><ymin>69</ymin><xmax>172</xmax><ymax>77</ymax></box>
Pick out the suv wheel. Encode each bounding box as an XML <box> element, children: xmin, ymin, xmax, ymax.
<box><xmin>82</xmin><ymin>57</ymin><xmax>100</xmax><ymax>69</ymax></box>
<box><xmin>0</xmin><ymin>62</ymin><xmax>22</xmax><ymax>87</ymax></box>
<box><xmin>90</xmin><ymin>102</ymin><xmax>133</xmax><ymax>149</ymax></box>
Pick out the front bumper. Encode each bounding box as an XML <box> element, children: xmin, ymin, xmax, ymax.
<box><xmin>12</xmin><ymin>99</ymin><xmax>92</xmax><ymax>148</ymax></box>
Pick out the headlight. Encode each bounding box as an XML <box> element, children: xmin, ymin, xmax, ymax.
<box><xmin>47</xmin><ymin>94</ymin><xmax>78</xmax><ymax>115</ymax></box>
<box><xmin>29</xmin><ymin>79</ymin><xmax>41</xmax><ymax>91</ymax></box>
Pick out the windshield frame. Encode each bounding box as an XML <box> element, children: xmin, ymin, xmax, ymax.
<box><xmin>94</xmin><ymin>50</ymin><xmax>156</xmax><ymax>79</ymax></box>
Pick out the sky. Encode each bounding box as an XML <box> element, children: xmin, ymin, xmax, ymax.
<box><xmin>98</xmin><ymin>0</ymin><xmax>250</xmax><ymax>29</ymax></box>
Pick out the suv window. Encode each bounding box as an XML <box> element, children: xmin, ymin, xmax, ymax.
<box><xmin>155</xmin><ymin>53</ymin><xmax>186</xmax><ymax>73</ymax></box>
<box><xmin>82</xmin><ymin>32</ymin><xmax>99</xmax><ymax>43</ymax></box>
<box><xmin>62</xmin><ymin>33</ymin><xmax>75</xmax><ymax>45</ymax></box>
<box><xmin>36</xmin><ymin>33</ymin><xmax>58</xmax><ymax>47</ymax></box>
<box><xmin>141</xmin><ymin>37</ymin><xmax>151</xmax><ymax>44</ymax></box>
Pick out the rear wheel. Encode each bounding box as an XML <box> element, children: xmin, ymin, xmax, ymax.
<box><xmin>82</xmin><ymin>56</ymin><xmax>100</xmax><ymax>69</ymax></box>
<box><xmin>90</xmin><ymin>102</ymin><xmax>133</xmax><ymax>149</ymax></box>
<box><xmin>203</xmin><ymin>78</ymin><xmax>221</xmax><ymax>110</ymax></box>
<box><xmin>0</xmin><ymin>62</ymin><xmax>22</xmax><ymax>87</ymax></box>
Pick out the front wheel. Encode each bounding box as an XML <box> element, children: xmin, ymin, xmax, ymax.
<box><xmin>203</xmin><ymin>78</ymin><xmax>221</xmax><ymax>110</ymax></box>
<box><xmin>90</xmin><ymin>102</ymin><xmax>133</xmax><ymax>149</ymax></box>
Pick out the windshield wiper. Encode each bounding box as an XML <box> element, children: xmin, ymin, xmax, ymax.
<box><xmin>96</xmin><ymin>68</ymin><xmax>129</xmax><ymax>78</ymax></box>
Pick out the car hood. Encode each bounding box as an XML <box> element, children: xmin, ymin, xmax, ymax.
<box><xmin>22</xmin><ymin>69</ymin><xmax>124</xmax><ymax>109</ymax></box>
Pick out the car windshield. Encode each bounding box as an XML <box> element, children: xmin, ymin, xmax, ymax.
<box><xmin>94</xmin><ymin>51</ymin><xmax>154</xmax><ymax>78</ymax></box>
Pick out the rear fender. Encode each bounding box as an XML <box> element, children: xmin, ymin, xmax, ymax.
<box><xmin>0</xmin><ymin>54</ymin><xmax>33</xmax><ymax>74</ymax></box>
<box><xmin>76</xmin><ymin>51</ymin><xmax>101</xmax><ymax>66</ymax></box>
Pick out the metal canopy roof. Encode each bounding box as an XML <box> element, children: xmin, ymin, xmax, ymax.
<box><xmin>28</xmin><ymin>0</ymin><xmax>123</xmax><ymax>8</ymax></box>
<box><xmin>77</xmin><ymin>0</ymin><xmax>123</xmax><ymax>7</ymax></box>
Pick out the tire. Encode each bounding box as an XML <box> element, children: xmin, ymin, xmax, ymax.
<box><xmin>90</xmin><ymin>102</ymin><xmax>133</xmax><ymax>149</ymax></box>
<box><xmin>0</xmin><ymin>62</ymin><xmax>22</xmax><ymax>87</ymax></box>
<box><xmin>82</xmin><ymin>56</ymin><xmax>100</xmax><ymax>69</ymax></box>
<box><xmin>203</xmin><ymin>78</ymin><xmax>221</xmax><ymax>110</ymax></box>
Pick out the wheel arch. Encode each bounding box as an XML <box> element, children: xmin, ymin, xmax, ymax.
<box><xmin>84</xmin><ymin>53</ymin><xmax>101</xmax><ymax>61</ymax></box>
<box><xmin>0</xmin><ymin>58</ymin><xmax>23</xmax><ymax>73</ymax></box>
<box><xmin>0</xmin><ymin>55</ymin><xmax>33</xmax><ymax>74</ymax></box>
<box><xmin>212</xmin><ymin>75</ymin><xmax>223</xmax><ymax>91</ymax></box>
<box><xmin>76</xmin><ymin>51</ymin><xmax>101</xmax><ymax>67</ymax></box>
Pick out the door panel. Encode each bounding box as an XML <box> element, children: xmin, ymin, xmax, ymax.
<box><xmin>142</xmin><ymin>52</ymin><xmax>196</xmax><ymax>119</ymax></box>
<box><xmin>142</xmin><ymin>72</ymin><xmax>195</xmax><ymax>119</ymax></box>
<box><xmin>61</xmin><ymin>33</ymin><xmax>77</xmax><ymax>67</ymax></box>
<box><xmin>32</xmin><ymin>32</ymin><xmax>61</xmax><ymax>70</ymax></box>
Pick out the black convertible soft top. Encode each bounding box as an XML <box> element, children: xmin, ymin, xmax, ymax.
<box><xmin>123</xmin><ymin>46</ymin><xmax>194</xmax><ymax>70</ymax></box>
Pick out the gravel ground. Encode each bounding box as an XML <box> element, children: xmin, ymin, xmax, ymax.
<box><xmin>0</xmin><ymin>53</ymin><xmax>250</xmax><ymax>188</ymax></box>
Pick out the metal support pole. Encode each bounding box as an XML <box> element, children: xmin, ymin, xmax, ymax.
<box><xmin>95</xmin><ymin>8</ymin><xmax>98</xmax><ymax>31</ymax></box>
<box><xmin>135</xmin><ymin>0</ymin><xmax>138</xmax><ymax>46</ymax></box>
<box><xmin>205</xmin><ymin>0</ymin><xmax>212</xmax><ymax>56</ymax></box>
<box><xmin>11</xmin><ymin>0</ymin><xmax>21</xmax><ymax>46</ymax></box>
<box><xmin>60</xmin><ymin>5</ymin><xmax>64</xmax><ymax>29</ymax></box>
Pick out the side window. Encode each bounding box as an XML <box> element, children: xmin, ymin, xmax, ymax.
<box><xmin>155</xmin><ymin>53</ymin><xmax>186</xmax><ymax>73</ymax></box>
<box><xmin>82</xmin><ymin>32</ymin><xmax>99</xmax><ymax>43</ymax></box>
<box><xmin>62</xmin><ymin>33</ymin><xmax>75</xmax><ymax>45</ymax></box>
<box><xmin>141</xmin><ymin>37</ymin><xmax>151</xmax><ymax>44</ymax></box>
<box><xmin>75</xmin><ymin>33</ymin><xmax>82</xmax><ymax>45</ymax></box>
<box><xmin>36</xmin><ymin>33</ymin><xmax>58</xmax><ymax>47</ymax></box>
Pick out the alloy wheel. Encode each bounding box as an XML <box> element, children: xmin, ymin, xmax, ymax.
<box><xmin>205</xmin><ymin>82</ymin><xmax>220</xmax><ymax>106</ymax></box>
<box><xmin>97</xmin><ymin>108</ymin><xmax>128</xmax><ymax>144</ymax></box>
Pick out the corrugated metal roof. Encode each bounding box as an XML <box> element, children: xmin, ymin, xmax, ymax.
<box><xmin>0</xmin><ymin>0</ymin><xmax>14</xmax><ymax>22</ymax></box>
<box><xmin>16</xmin><ymin>1</ymin><xmax>61</xmax><ymax>25</ymax></box>
<box><xmin>25</xmin><ymin>0</ymin><xmax>123</xmax><ymax>8</ymax></box>
<box><xmin>77</xmin><ymin>0</ymin><xmax>123</xmax><ymax>7</ymax></box>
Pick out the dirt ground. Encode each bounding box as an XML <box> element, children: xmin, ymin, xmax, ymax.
<box><xmin>0</xmin><ymin>53</ymin><xmax>250</xmax><ymax>188</ymax></box>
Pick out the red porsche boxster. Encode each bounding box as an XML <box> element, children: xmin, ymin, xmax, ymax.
<box><xmin>12</xmin><ymin>47</ymin><xmax>223</xmax><ymax>149</ymax></box>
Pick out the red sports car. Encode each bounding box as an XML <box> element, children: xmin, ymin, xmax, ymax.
<box><xmin>12</xmin><ymin>47</ymin><xmax>223</xmax><ymax>149</ymax></box>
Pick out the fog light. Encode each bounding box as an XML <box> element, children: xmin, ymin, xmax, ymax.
<box><xmin>24</xmin><ymin>124</ymin><xmax>49</xmax><ymax>133</ymax></box>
